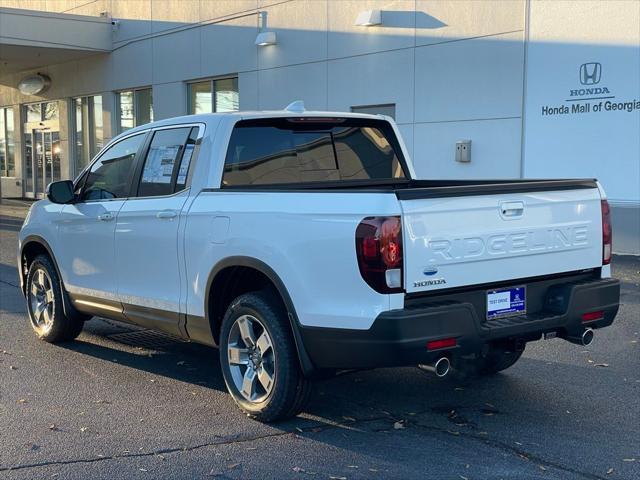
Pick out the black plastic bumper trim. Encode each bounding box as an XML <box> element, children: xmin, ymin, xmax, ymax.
<box><xmin>299</xmin><ymin>276</ymin><xmax>620</xmax><ymax>370</ymax></box>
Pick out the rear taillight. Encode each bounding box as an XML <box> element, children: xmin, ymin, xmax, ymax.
<box><xmin>582</xmin><ymin>310</ymin><xmax>604</xmax><ymax>322</ymax></box>
<box><xmin>355</xmin><ymin>216</ymin><xmax>403</xmax><ymax>293</ymax></box>
<box><xmin>601</xmin><ymin>199</ymin><xmax>612</xmax><ymax>265</ymax></box>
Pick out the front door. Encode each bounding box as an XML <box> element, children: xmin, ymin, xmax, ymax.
<box><xmin>23</xmin><ymin>102</ymin><xmax>61</xmax><ymax>199</ymax></box>
<box><xmin>57</xmin><ymin>132</ymin><xmax>147</xmax><ymax>317</ymax></box>
<box><xmin>24</xmin><ymin>126</ymin><xmax>61</xmax><ymax>199</ymax></box>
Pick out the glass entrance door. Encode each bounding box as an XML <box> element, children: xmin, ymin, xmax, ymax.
<box><xmin>24</xmin><ymin>125</ymin><xmax>61</xmax><ymax>199</ymax></box>
<box><xmin>23</xmin><ymin>101</ymin><xmax>61</xmax><ymax>199</ymax></box>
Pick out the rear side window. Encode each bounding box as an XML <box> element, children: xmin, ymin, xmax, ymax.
<box><xmin>222</xmin><ymin>118</ymin><xmax>407</xmax><ymax>186</ymax></box>
<box><xmin>137</xmin><ymin>127</ymin><xmax>197</xmax><ymax>197</ymax></box>
<box><xmin>82</xmin><ymin>133</ymin><xmax>145</xmax><ymax>201</ymax></box>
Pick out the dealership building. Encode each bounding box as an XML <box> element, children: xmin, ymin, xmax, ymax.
<box><xmin>0</xmin><ymin>0</ymin><xmax>638</xmax><ymax>253</ymax></box>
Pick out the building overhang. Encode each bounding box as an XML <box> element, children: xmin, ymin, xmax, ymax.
<box><xmin>0</xmin><ymin>7</ymin><xmax>112</xmax><ymax>75</ymax></box>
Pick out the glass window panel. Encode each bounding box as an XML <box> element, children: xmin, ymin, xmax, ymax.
<box><xmin>92</xmin><ymin>95</ymin><xmax>104</xmax><ymax>154</ymax></box>
<box><xmin>135</xmin><ymin>88</ymin><xmax>153</xmax><ymax>126</ymax></box>
<box><xmin>26</xmin><ymin>104</ymin><xmax>41</xmax><ymax>123</ymax></box>
<box><xmin>214</xmin><ymin>77</ymin><xmax>239</xmax><ymax>112</ymax></box>
<box><xmin>82</xmin><ymin>133</ymin><xmax>145</xmax><ymax>201</ymax></box>
<box><xmin>119</xmin><ymin>90</ymin><xmax>135</xmax><ymax>132</ymax></box>
<box><xmin>24</xmin><ymin>133</ymin><xmax>33</xmax><ymax>192</ymax></box>
<box><xmin>73</xmin><ymin>95</ymin><xmax>106</xmax><ymax>175</ymax></box>
<box><xmin>138</xmin><ymin>127</ymin><xmax>190</xmax><ymax>197</ymax></box>
<box><xmin>222</xmin><ymin>119</ymin><xmax>406</xmax><ymax>186</ymax></box>
<box><xmin>176</xmin><ymin>127</ymin><xmax>198</xmax><ymax>190</ymax></box>
<box><xmin>189</xmin><ymin>81</ymin><xmax>212</xmax><ymax>114</ymax></box>
<box><xmin>0</xmin><ymin>109</ymin><xmax>5</xmax><ymax>175</ymax></box>
<box><xmin>51</xmin><ymin>132</ymin><xmax>61</xmax><ymax>182</ymax></box>
<box><xmin>333</xmin><ymin>126</ymin><xmax>401</xmax><ymax>180</ymax></box>
<box><xmin>43</xmin><ymin>101</ymin><xmax>58</xmax><ymax>121</ymax></box>
<box><xmin>74</xmin><ymin>98</ymin><xmax>85</xmax><ymax>174</ymax></box>
<box><xmin>5</xmin><ymin>108</ymin><xmax>15</xmax><ymax>177</ymax></box>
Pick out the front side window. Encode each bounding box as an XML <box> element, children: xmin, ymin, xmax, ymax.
<box><xmin>82</xmin><ymin>133</ymin><xmax>145</xmax><ymax>201</ymax></box>
<box><xmin>222</xmin><ymin>118</ymin><xmax>407</xmax><ymax>187</ymax></box>
<box><xmin>117</xmin><ymin>88</ymin><xmax>153</xmax><ymax>133</ymax></box>
<box><xmin>138</xmin><ymin>127</ymin><xmax>192</xmax><ymax>197</ymax></box>
<box><xmin>188</xmin><ymin>77</ymin><xmax>238</xmax><ymax>114</ymax></box>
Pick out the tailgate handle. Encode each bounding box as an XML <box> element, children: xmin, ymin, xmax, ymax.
<box><xmin>500</xmin><ymin>201</ymin><xmax>524</xmax><ymax>218</ymax></box>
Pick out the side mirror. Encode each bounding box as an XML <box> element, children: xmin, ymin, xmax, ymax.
<box><xmin>46</xmin><ymin>180</ymin><xmax>75</xmax><ymax>204</ymax></box>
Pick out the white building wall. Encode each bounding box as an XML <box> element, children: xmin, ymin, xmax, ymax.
<box><xmin>523</xmin><ymin>0</ymin><xmax>640</xmax><ymax>254</ymax></box>
<box><xmin>0</xmin><ymin>0</ymin><xmax>637</xmax><ymax>252</ymax></box>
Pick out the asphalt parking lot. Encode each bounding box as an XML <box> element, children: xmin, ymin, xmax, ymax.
<box><xmin>1</xmin><ymin>201</ymin><xmax>638</xmax><ymax>480</ymax></box>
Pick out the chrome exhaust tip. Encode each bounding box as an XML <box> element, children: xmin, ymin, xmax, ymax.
<box><xmin>418</xmin><ymin>357</ymin><xmax>451</xmax><ymax>377</ymax></box>
<box><xmin>562</xmin><ymin>328</ymin><xmax>595</xmax><ymax>346</ymax></box>
<box><xmin>581</xmin><ymin>328</ymin><xmax>594</xmax><ymax>346</ymax></box>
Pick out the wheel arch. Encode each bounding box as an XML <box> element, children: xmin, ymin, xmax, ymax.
<box><xmin>20</xmin><ymin>235</ymin><xmax>81</xmax><ymax>320</ymax></box>
<box><xmin>205</xmin><ymin>256</ymin><xmax>315</xmax><ymax>376</ymax></box>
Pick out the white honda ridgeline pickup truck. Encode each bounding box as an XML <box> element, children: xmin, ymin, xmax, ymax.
<box><xmin>19</xmin><ymin>104</ymin><xmax>620</xmax><ymax>421</ymax></box>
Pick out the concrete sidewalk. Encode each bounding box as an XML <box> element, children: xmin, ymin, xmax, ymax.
<box><xmin>0</xmin><ymin>199</ymin><xmax>33</xmax><ymax>218</ymax></box>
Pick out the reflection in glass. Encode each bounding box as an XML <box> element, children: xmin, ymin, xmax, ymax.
<box><xmin>83</xmin><ymin>133</ymin><xmax>145</xmax><ymax>200</ymax></box>
<box><xmin>24</xmin><ymin>133</ymin><xmax>33</xmax><ymax>192</ymax></box>
<box><xmin>73</xmin><ymin>95</ymin><xmax>105</xmax><ymax>175</ymax></box>
<box><xmin>189</xmin><ymin>81</ymin><xmax>212</xmax><ymax>114</ymax></box>
<box><xmin>6</xmin><ymin>109</ymin><xmax>14</xmax><ymax>176</ymax></box>
<box><xmin>43</xmin><ymin>102</ymin><xmax>58</xmax><ymax>121</ymax></box>
<box><xmin>188</xmin><ymin>78</ymin><xmax>239</xmax><ymax>114</ymax></box>
<box><xmin>136</xmin><ymin>88</ymin><xmax>153</xmax><ymax>126</ymax></box>
<box><xmin>214</xmin><ymin>78</ymin><xmax>239</xmax><ymax>112</ymax></box>
<box><xmin>119</xmin><ymin>90</ymin><xmax>134</xmax><ymax>132</ymax></box>
<box><xmin>0</xmin><ymin>110</ymin><xmax>5</xmax><ymax>176</ymax></box>
<box><xmin>52</xmin><ymin>131</ymin><xmax>61</xmax><ymax>183</ymax></box>
<box><xmin>26</xmin><ymin>104</ymin><xmax>41</xmax><ymax>123</ymax></box>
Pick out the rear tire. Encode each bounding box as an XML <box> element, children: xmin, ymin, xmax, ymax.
<box><xmin>25</xmin><ymin>254</ymin><xmax>84</xmax><ymax>342</ymax></box>
<box><xmin>219</xmin><ymin>291</ymin><xmax>311</xmax><ymax>422</ymax></box>
<box><xmin>477</xmin><ymin>345</ymin><xmax>525</xmax><ymax>375</ymax></box>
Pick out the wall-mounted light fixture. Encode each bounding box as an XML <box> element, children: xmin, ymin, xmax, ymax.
<box><xmin>355</xmin><ymin>10</ymin><xmax>382</xmax><ymax>27</ymax></box>
<box><xmin>255</xmin><ymin>11</ymin><xmax>277</xmax><ymax>46</ymax></box>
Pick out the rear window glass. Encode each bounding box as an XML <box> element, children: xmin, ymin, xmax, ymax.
<box><xmin>222</xmin><ymin>118</ymin><xmax>407</xmax><ymax>186</ymax></box>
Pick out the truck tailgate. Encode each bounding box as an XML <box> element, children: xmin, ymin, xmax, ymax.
<box><xmin>398</xmin><ymin>185</ymin><xmax>603</xmax><ymax>294</ymax></box>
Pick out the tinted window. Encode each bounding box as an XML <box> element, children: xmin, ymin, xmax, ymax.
<box><xmin>222</xmin><ymin>118</ymin><xmax>406</xmax><ymax>186</ymax></box>
<box><xmin>82</xmin><ymin>134</ymin><xmax>145</xmax><ymax>201</ymax></box>
<box><xmin>138</xmin><ymin>128</ymin><xmax>191</xmax><ymax>197</ymax></box>
<box><xmin>176</xmin><ymin>128</ymin><xmax>198</xmax><ymax>191</ymax></box>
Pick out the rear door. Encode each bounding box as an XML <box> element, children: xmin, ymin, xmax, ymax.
<box><xmin>114</xmin><ymin>126</ymin><xmax>200</xmax><ymax>335</ymax></box>
<box><xmin>399</xmin><ymin>185</ymin><xmax>603</xmax><ymax>294</ymax></box>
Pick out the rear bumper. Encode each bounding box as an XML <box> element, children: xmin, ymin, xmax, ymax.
<box><xmin>300</xmin><ymin>275</ymin><xmax>620</xmax><ymax>370</ymax></box>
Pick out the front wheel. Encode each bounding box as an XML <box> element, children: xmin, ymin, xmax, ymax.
<box><xmin>25</xmin><ymin>254</ymin><xmax>84</xmax><ymax>342</ymax></box>
<box><xmin>219</xmin><ymin>291</ymin><xmax>311</xmax><ymax>422</ymax></box>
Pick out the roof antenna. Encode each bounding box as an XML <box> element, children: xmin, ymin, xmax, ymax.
<box><xmin>285</xmin><ymin>100</ymin><xmax>305</xmax><ymax>113</ymax></box>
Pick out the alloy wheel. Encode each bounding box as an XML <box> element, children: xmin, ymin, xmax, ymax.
<box><xmin>227</xmin><ymin>314</ymin><xmax>276</xmax><ymax>403</ymax></box>
<box><xmin>29</xmin><ymin>268</ymin><xmax>55</xmax><ymax>332</ymax></box>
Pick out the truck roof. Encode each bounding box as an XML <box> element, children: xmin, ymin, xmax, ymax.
<box><xmin>119</xmin><ymin>109</ymin><xmax>389</xmax><ymax>138</ymax></box>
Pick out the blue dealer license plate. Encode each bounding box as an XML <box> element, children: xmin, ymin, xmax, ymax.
<box><xmin>487</xmin><ymin>286</ymin><xmax>526</xmax><ymax>319</ymax></box>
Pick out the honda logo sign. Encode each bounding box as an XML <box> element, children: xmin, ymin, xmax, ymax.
<box><xmin>579</xmin><ymin>62</ymin><xmax>602</xmax><ymax>85</ymax></box>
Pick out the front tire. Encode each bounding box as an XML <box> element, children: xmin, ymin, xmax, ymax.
<box><xmin>25</xmin><ymin>254</ymin><xmax>84</xmax><ymax>342</ymax></box>
<box><xmin>219</xmin><ymin>291</ymin><xmax>311</xmax><ymax>422</ymax></box>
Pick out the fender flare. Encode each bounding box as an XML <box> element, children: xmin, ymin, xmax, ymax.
<box><xmin>20</xmin><ymin>235</ymin><xmax>83</xmax><ymax>320</ymax></box>
<box><xmin>205</xmin><ymin>256</ymin><xmax>315</xmax><ymax>376</ymax></box>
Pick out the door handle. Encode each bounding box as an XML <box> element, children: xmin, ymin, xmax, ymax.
<box><xmin>157</xmin><ymin>209</ymin><xmax>178</xmax><ymax>219</ymax></box>
<box><xmin>97</xmin><ymin>212</ymin><xmax>114</xmax><ymax>222</ymax></box>
<box><xmin>500</xmin><ymin>201</ymin><xmax>524</xmax><ymax>218</ymax></box>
